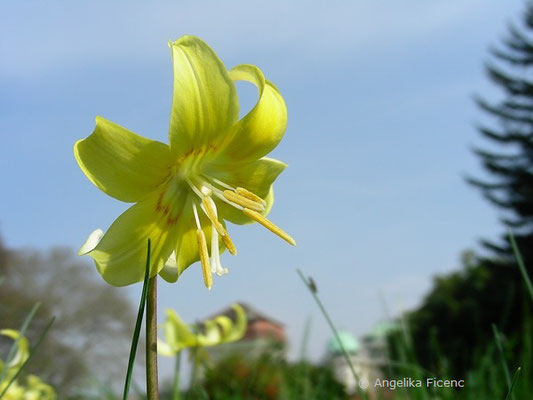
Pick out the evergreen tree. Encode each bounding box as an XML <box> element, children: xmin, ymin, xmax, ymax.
<box><xmin>395</xmin><ymin>3</ymin><xmax>533</xmax><ymax>377</ymax></box>
<box><xmin>469</xmin><ymin>3</ymin><xmax>533</xmax><ymax>264</ymax></box>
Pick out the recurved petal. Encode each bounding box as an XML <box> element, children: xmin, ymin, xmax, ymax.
<box><xmin>159</xmin><ymin>252</ymin><xmax>179</xmax><ymax>283</ymax></box>
<box><xmin>86</xmin><ymin>193</ymin><xmax>179</xmax><ymax>286</ymax></box>
<box><xmin>219</xmin><ymin>64</ymin><xmax>287</xmax><ymax>162</ymax></box>
<box><xmin>0</xmin><ymin>329</ymin><xmax>29</xmax><ymax>370</ymax></box>
<box><xmin>213</xmin><ymin>315</ymin><xmax>233</xmax><ymax>338</ymax></box>
<box><xmin>161</xmin><ymin>309</ymin><xmax>197</xmax><ymax>353</ymax></box>
<box><xmin>74</xmin><ymin>116</ymin><xmax>173</xmax><ymax>203</ymax></box>
<box><xmin>198</xmin><ymin>319</ymin><xmax>223</xmax><ymax>347</ymax></box>
<box><xmin>223</xmin><ymin>303</ymin><xmax>247</xmax><ymax>343</ymax></box>
<box><xmin>209</xmin><ymin>157</ymin><xmax>286</xmax><ymax>225</ymax></box>
<box><xmin>168</xmin><ymin>36</ymin><xmax>239</xmax><ymax>159</ymax></box>
<box><xmin>78</xmin><ymin>229</ymin><xmax>104</xmax><ymax>255</ymax></box>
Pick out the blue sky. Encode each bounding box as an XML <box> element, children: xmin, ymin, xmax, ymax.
<box><xmin>1</xmin><ymin>0</ymin><xmax>526</xmax><ymax>385</ymax></box>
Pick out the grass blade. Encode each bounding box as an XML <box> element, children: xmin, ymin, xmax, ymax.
<box><xmin>508</xmin><ymin>229</ymin><xmax>533</xmax><ymax>303</ymax></box>
<box><xmin>122</xmin><ymin>238</ymin><xmax>151</xmax><ymax>400</ymax></box>
<box><xmin>297</xmin><ymin>269</ymin><xmax>368</xmax><ymax>400</ymax></box>
<box><xmin>504</xmin><ymin>367</ymin><xmax>521</xmax><ymax>400</ymax></box>
<box><xmin>492</xmin><ymin>323</ymin><xmax>513</xmax><ymax>399</ymax></box>
<box><xmin>0</xmin><ymin>315</ymin><xmax>55</xmax><ymax>399</ymax></box>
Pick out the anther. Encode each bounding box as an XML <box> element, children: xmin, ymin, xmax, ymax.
<box><xmin>196</xmin><ymin>229</ymin><xmax>213</xmax><ymax>290</ymax></box>
<box><xmin>243</xmin><ymin>208</ymin><xmax>296</xmax><ymax>246</ymax></box>
<box><xmin>223</xmin><ymin>190</ymin><xmax>265</xmax><ymax>212</ymax></box>
<box><xmin>221</xmin><ymin>230</ymin><xmax>237</xmax><ymax>255</ymax></box>
<box><xmin>235</xmin><ymin>187</ymin><xmax>267</xmax><ymax>206</ymax></box>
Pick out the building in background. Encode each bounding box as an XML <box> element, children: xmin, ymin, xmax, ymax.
<box><xmin>205</xmin><ymin>302</ymin><xmax>287</xmax><ymax>362</ymax></box>
<box><xmin>325</xmin><ymin>321</ymin><xmax>399</xmax><ymax>397</ymax></box>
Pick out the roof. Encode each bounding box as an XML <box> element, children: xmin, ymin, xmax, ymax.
<box><xmin>327</xmin><ymin>330</ymin><xmax>360</xmax><ymax>354</ymax></box>
<box><xmin>368</xmin><ymin>320</ymin><xmax>400</xmax><ymax>338</ymax></box>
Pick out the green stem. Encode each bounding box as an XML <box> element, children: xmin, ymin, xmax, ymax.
<box><xmin>190</xmin><ymin>347</ymin><xmax>198</xmax><ymax>389</ymax></box>
<box><xmin>146</xmin><ymin>275</ymin><xmax>159</xmax><ymax>400</ymax></box>
<box><xmin>172</xmin><ymin>352</ymin><xmax>181</xmax><ymax>400</ymax></box>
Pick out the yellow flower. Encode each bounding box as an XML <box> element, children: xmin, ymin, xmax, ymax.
<box><xmin>0</xmin><ymin>331</ymin><xmax>57</xmax><ymax>400</ymax></box>
<box><xmin>1</xmin><ymin>376</ymin><xmax>56</xmax><ymax>400</ymax></box>
<box><xmin>75</xmin><ymin>36</ymin><xmax>294</xmax><ymax>288</ymax></box>
<box><xmin>158</xmin><ymin>303</ymin><xmax>247</xmax><ymax>356</ymax></box>
<box><xmin>0</xmin><ymin>330</ymin><xmax>29</xmax><ymax>375</ymax></box>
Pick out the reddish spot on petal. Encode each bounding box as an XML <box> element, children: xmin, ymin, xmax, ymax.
<box><xmin>167</xmin><ymin>215</ymin><xmax>179</xmax><ymax>226</ymax></box>
<box><xmin>156</xmin><ymin>192</ymin><xmax>164</xmax><ymax>212</ymax></box>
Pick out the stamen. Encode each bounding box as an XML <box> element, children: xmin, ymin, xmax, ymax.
<box><xmin>223</xmin><ymin>190</ymin><xmax>265</xmax><ymax>212</ymax></box>
<box><xmin>236</xmin><ymin>187</ymin><xmax>267</xmax><ymax>206</ymax></box>
<box><xmin>205</xmin><ymin>195</ymin><xmax>237</xmax><ymax>256</ymax></box>
<box><xmin>196</xmin><ymin>229</ymin><xmax>213</xmax><ymax>290</ymax></box>
<box><xmin>210</xmin><ymin>177</ymin><xmax>235</xmax><ymax>191</ymax></box>
<box><xmin>243</xmin><ymin>208</ymin><xmax>296</xmax><ymax>246</ymax></box>
<box><xmin>221</xmin><ymin>231</ymin><xmax>237</xmax><ymax>255</ymax></box>
<box><xmin>201</xmin><ymin>197</ymin><xmax>226</xmax><ymax>237</ymax></box>
<box><xmin>192</xmin><ymin>203</ymin><xmax>201</xmax><ymax>230</ymax></box>
<box><xmin>186</xmin><ymin>179</ymin><xmax>204</xmax><ymax>199</ymax></box>
<box><xmin>195</xmin><ymin>179</ymin><xmax>244</xmax><ymax>211</ymax></box>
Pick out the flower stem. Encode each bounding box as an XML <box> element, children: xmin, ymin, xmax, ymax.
<box><xmin>146</xmin><ymin>275</ymin><xmax>159</xmax><ymax>399</ymax></box>
<box><xmin>172</xmin><ymin>352</ymin><xmax>181</xmax><ymax>400</ymax></box>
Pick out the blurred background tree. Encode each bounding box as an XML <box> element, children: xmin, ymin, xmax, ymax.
<box><xmin>0</xmin><ymin>235</ymin><xmax>138</xmax><ymax>397</ymax></box>
<box><xmin>396</xmin><ymin>0</ymin><xmax>533</xmax><ymax>377</ymax></box>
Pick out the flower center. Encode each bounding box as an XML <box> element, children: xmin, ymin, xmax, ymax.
<box><xmin>185</xmin><ymin>174</ymin><xmax>295</xmax><ymax>290</ymax></box>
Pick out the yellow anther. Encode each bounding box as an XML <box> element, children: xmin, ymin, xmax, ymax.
<box><xmin>236</xmin><ymin>187</ymin><xmax>267</xmax><ymax>206</ymax></box>
<box><xmin>223</xmin><ymin>190</ymin><xmax>265</xmax><ymax>212</ymax></box>
<box><xmin>201</xmin><ymin>197</ymin><xmax>226</xmax><ymax>237</ymax></box>
<box><xmin>243</xmin><ymin>208</ymin><xmax>296</xmax><ymax>246</ymax></box>
<box><xmin>196</xmin><ymin>229</ymin><xmax>213</xmax><ymax>290</ymax></box>
<box><xmin>221</xmin><ymin>230</ymin><xmax>237</xmax><ymax>255</ymax></box>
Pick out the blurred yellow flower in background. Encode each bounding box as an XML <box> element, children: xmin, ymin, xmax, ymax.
<box><xmin>0</xmin><ymin>330</ymin><xmax>56</xmax><ymax>400</ymax></box>
<box><xmin>158</xmin><ymin>303</ymin><xmax>247</xmax><ymax>355</ymax></box>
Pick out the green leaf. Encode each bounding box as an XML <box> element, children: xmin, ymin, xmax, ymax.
<box><xmin>122</xmin><ymin>238</ymin><xmax>151</xmax><ymax>400</ymax></box>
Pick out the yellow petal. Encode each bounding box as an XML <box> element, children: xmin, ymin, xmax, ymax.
<box><xmin>209</xmin><ymin>157</ymin><xmax>286</xmax><ymax>225</ymax></box>
<box><xmin>0</xmin><ymin>329</ymin><xmax>29</xmax><ymax>371</ymax></box>
<box><xmin>159</xmin><ymin>309</ymin><xmax>197</xmax><ymax>355</ymax></box>
<box><xmin>168</xmin><ymin>36</ymin><xmax>239</xmax><ymax>159</ymax></box>
<box><xmin>223</xmin><ymin>303</ymin><xmax>247</xmax><ymax>343</ymax></box>
<box><xmin>86</xmin><ymin>193</ymin><xmax>180</xmax><ymax>286</ymax></box>
<box><xmin>197</xmin><ymin>319</ymin><xmax>223</xmax><ymax>347</ymax></box>
<box><xmin>159</xmin><ymin>252</ymin><xmax>179</xmax><ymax>283</ymax></box>
<box><xmin>219</xmin><ymin>64</ymin><xmax>287</xmax><ymax>162</ymax></box>
<box><xmin>213</xmin><ymin>315</ymin><xmax>234</xmax><ymax>338</ymax></box>
<box><xmin>74</xmin><ymin>116</ymin><xmax>173</xmax><ymax>202</ymax></box>
<box><xmin>78</xmin><ymin>229</ymin><xmax>104</xmax><ymax>255</ymax></box>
